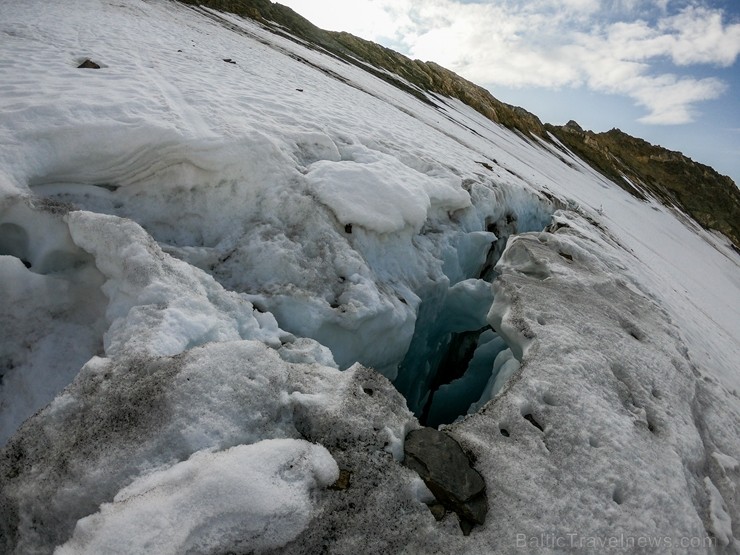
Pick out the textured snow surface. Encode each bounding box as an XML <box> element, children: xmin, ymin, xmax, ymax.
<box><xmin>55</xmin><ymin>439</ymin><xmax>338</xmax><ymax>555</ymax></box>
<box><xmin>1</xmin><ymin>0</ymin><xmax>739</xmax><ymax>553</ymax></box>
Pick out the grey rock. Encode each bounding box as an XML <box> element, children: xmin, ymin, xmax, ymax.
<box><xmin>329</xmin><ymin>469</ymin><xmax>352</xmax><ymax>491</ymax></box>
<box><xmin>77</xmin><ymin>59</ymin><xmax>100</xmax><ymax>69</ymax></box>
<box><xmin>403</xmin><ymin>427</ymin><xmax>487</xmax><ymax>526</ymax></box>
<box><xmin>427</xmin><ymin>503</ymin><xmax>446</xmax><ymax>521</ymax></box>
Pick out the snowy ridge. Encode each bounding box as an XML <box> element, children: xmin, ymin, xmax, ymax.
<box><xmin>1</xmin><ymin>0</ymin><xmax>739</xmax><ymax>553</ymax></box>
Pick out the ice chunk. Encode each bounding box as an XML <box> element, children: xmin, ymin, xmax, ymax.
<box><xmin>65</xmin><ymin>211</ymin><xmax>287</xmax><ymax>357</ymax></box>
<box><xmin>705</xmin><ymin>477</ymin><xmax>733</xmax><ymax>547</ymax></box>
<box><xmin>441</xmin><ymin>231</ymin><xmax>497</xmax><ymax>285</ymax></box>
<box><xmin>468</xmin><ymin>348</ymin><xmax>520</xmax><ymax>413</ymax></box>
<box><xmin>278</xmin><ymin>337</ymin><xmax>338</xmax><ymax>368</ymax></box>
<box><xmin>1</xmin><ymin>340</ymin><xmax>352</xmax><ymax>552</ymax></box>
<box><xmin>55</xmin><ymin>440</ymin><xmax>338</xmax><ymax>555</ymax></box>
<box><xmin>0</xmin><ymin>201</ymin><xmax>107</xmax><ymax>445</ymax></box>
<box><xmin>305</xmin><ymin>151</ymin><xmax>469</xmax><ymax>234</ymax></box>
<box><xmin>712</xmin><ymin>452</ymin><xmax>740</xmax><ymax>472</ymax></box>
<box><xmin>442</xmin><ymin>279</ymin><xmax>494</xmax><ymax>333</ymax></box>
<box><xmin>265</xmin><ymin>277</ymin><xmax>415</xmax><ymax>379</ymax></box>
<box><xmin>488</xmin><ymin>279</ymin><xmax>534</xmax><ymax>361</ymax></box>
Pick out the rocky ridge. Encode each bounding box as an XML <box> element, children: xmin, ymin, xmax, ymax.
<box><xmin>547</xmin><ymin>124</ymin><xmax>740</xmax><ymax>248</ymax></box>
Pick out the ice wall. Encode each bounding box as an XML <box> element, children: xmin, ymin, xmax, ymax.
<box><xmin>0</xmin><ymin>198</ymin><xmax>107</xmax><ymax>445</ymax></box>
<box><xmin>17</xmin><ymin>117</ymin><xmax>556</xmax><ymax>432</ymax></box>
<box><xmin>394</xmin><ymin>206</ymin><xmax>552</xmax><ymax>425</ymax></box>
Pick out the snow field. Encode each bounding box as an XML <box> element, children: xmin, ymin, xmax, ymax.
<box><xmin>455</xmin><ymin>213</ymin><xmax>739</xmax><ymax>551</ymax></box>
<box><xmin>0</xmin><ymin>0</ymin><xmax>739</xmax><ymax>552</ymax></box>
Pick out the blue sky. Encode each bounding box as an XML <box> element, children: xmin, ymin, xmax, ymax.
<box><xmin>279</xmin><ymin>0</ymin><xmax>740</xmax><ymax>184</ymax></box>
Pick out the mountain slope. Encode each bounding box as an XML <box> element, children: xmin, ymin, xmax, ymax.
<box><xmin>0</xmin><ymin>0</ymin><xmax>739</xmax><ymax>553</ymax></box>
<box><xmin>178</xmin><ymin>0</ymin><xmax>550</xmax><ymax>136</ymax></box>
<box><xmin>547</xmin><ymin>122</ymin><xmax>740</xmax><ymax>248</ymax></box>
<box><xmin>181</xmin><ymin>0</ymin><xmax>739</xmax><ymax>249</ymax></box>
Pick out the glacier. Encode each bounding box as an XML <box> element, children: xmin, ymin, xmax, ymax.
<box><xmin>1</xmin><ymin>0</ymin><xmax>739</xmax><ymax>553</ymax></box>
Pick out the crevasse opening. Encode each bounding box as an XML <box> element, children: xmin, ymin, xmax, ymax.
<box><xmin>24</xmin><ymin>160</ymin><xmax>555</xmax><ymax>432</ymax></box>
<box><xmin>393</xmin><ymin>208</ymin><xmax>552</xmax><ymax>427</ymax></box>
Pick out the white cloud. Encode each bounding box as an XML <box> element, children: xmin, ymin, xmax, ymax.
<box><xmin>278</xmin><ymin>0</ymin><xmax>408</xmax><ymax>40</ymax></box>
<box><xmin>660</xmin><ymin>6</ymin><xmax>740</xmax><ymax>66</ymax></box>
<box><xmin>279</xmin><ymin>0</ymin><xmax>739</xmax><ymax>125</ymax></box>
<box><xmin>634</xmin><ymin>77</ymin><xmax>727</xmax><ymax>124</ymax></box>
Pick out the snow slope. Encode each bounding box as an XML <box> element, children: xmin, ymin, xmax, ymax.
<box><xmin>0</xmin><ymin>0</ymin><xmax>739</xmax><ymax>553</ymax></box>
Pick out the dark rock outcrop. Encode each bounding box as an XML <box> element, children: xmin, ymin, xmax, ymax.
<box><xmin>403</xmin><ymin>427</ymin><xmax>487</xmax><ymax>532</ymax></box>
<box><xmin>77</xmin><ymin>59</ymin><xmax>100</xmax><ymax>69</ymax></box>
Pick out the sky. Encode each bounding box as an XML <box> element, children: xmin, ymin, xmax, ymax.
<box><xmin>278</xmin><ymin>0</ymin><xmax>740</xmax><ymax>185</ymax></box>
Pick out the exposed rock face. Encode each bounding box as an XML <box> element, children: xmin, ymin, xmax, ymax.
<box><xmin>403</xmin><ymin>427</ymin><xmax>488</xmax><ymax>530</ymax></box>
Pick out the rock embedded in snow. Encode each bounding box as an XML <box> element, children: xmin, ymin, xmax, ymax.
<box><xmin>329</xmin><ymin>469</ymin><xmax>352</xmax><ymax>491</ymax></box>
<box><xmin>403</xmin><ymin>427</ymin><xmax>487</xmax><ymax>529</ymax></box>
<box><xmin>77</xmin><ymin>59</ymin><xmax>100</xmax><ymax>69</ymax></box>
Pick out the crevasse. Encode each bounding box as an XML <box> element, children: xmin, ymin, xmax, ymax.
<box><xmin>394</xmin><ymin>208</ymin><xmax>552</xmax><ymax>426</ymax></box>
